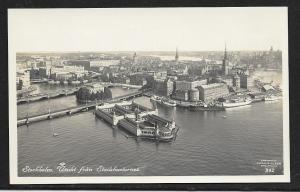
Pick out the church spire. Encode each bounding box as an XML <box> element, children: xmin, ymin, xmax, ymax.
<box><xmin>222</xmin><ymin>43</ymin><xmax>229</xmax><ymax>75</ymax></box>
<box><xmin>132</xmin><ymin>52</ymin><xmax>137</xmax><ymax>64</ymax></box>
<box><xmin>175</xmin><ymin>47</ymin><xmax>179</xmax><ymax>62</ymax></box>
<box><xmin>224</xmin><ymin>43</ymin><xmax>227</xmax><ymax>60</ymax></box>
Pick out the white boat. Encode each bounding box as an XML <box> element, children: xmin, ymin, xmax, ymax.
<box><xmin>177</xmin><ymin>101</ymin><xmax>192</xmax><ymax>107</ymax></box>
<box><xmin>161</xmin><ymin>98</ymin><xmax>177</xmax><ymax>107</ymax></box>
<box><xmin>48</xmin><ymin>80</ymin><xmax>55</xmax><ymax>85</ymax></box>
<box><xmin>150</xmin><ymin>95</ymin><xmax>162</xmax><ymax>103</ymax></box>
<box><xmin>265</xmin><ymin>95</ymin><xmax>282</xmax><ymax>101</ymax></box>
<box><xmin>222</xmin><ymin>99</ymin><xmax>252</xmax><ymax>108</ymax></box>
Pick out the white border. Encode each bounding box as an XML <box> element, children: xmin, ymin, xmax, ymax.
<box><xmin>8</xmin><ymin>7</ymin><xmax>290</xmax><ymax>184</ymax></box>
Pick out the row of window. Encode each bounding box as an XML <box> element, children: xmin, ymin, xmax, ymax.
<box><xmin>161</xmin><ymin>132</ymin><xmax>171</xmax><ymax>137</ymax></box>
<box><xmin>142</xmin><ymin>131</ymin><xmax>155</xmax><ymax>134</ymax></box>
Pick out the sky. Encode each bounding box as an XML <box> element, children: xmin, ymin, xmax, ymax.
<box><xmin>8</xmin><ymin>7</ymin><xmax>288</xmax><ymax>52</ymax></box>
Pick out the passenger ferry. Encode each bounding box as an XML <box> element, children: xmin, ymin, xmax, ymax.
<box><xmin>176</xmin><ymin>101</ymin><xmax>192</xmax><ymax>107</ymax></box>
<box><xmin>161</xmin><ymin>98</ymin><xmax>177</xmax><ymax>107</ymax></box>
<box><xmin>48</xmin><ymin>80</ymin><xmax>55</xmax><ymax>85</ymax></box>
<box><xmin>222</xmin><ymin>98</ymin><xmax>252</xmax><ymax>108</ymax></box>
<box><xmin>150</xmin><ymin>95</ymin><xmax>162</xmax><ymax>103</ymax></box>
<box><xmin>189</xmin><ymin>103</ymin><xmax>225</xmax><ymax>111</ymax></box>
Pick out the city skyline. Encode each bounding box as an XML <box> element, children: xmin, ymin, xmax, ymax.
<box><xmin>8</xmin><ymin>8</ymin><xmax>287</xmax><ymax>52</ymax></box>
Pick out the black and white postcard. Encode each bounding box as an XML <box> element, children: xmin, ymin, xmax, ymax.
<box><xmin>8</xmin><ymin>7</ymin><xmax>290</xmax><ymax>184</ymax></box>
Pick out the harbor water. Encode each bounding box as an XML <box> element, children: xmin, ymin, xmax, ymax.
<box><xmin>17</xmin><ymin>87</ymin><xmax>283</xmax><ymax>176</ymax></box>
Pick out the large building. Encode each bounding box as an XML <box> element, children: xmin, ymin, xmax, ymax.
<box><xmin>153</xmin><ymin>78</ymin><xmax>174</xmax><ymax>96</ymax></box>
<box><xmin>54</xmin><ymin>72</ymin><xmax>73</xmax><ymax>81</ymax></box>
<box><xmin>16</xmin><ymin>71</ymin><xmax>30</xmax><ymax>90</ymax></box>
<box><xmin>198</xmin><ymin>83</ymin><xmax>229</xmax><ymax>102</ymax></box>
<box><xmin>76</xmin><ymin>84</ymin><xmax>105</xmax><ymax>102</ymax></box>
<box><xmin>67</xmin><ymin>60</ymin><xmax>91</xmax><ymax>70</ymax></box>
<box><xmin>90</xmin><ymin>60</ymin><xmax>120</xmax><ymax>68</ymax></box>
<box><xmin>38</xmin><ymin>67</ymin><xmax>51</xmax><ymax>78</ymax></box>
<box><xmin>175</xmin><ymin>79</ymin><xmax>207</xmax><ymax>91</ymax></box>
<box><xmin>172</xmin><ymin>90</ymin><xmax>189</xmax><ymax>101</ymax></box>
<box><xmin>48</xmin><ymin>65</ymin><xmax>86</xmax><ymax>80</ymax></box>
<box><xmin>50</xmin><ymin>65</ymin><xmax>85</xmax><ymax>74</ymax></box>
<box><xmin>112</xmin><ymin>76</ymin><xmax>130</xmax><ymax>84</ymax></box>
<box><xmin>233</xmin><ymin>74</ymin><xmax>240</xmax><ymax>89</ymax></box>
<box><xmin>129</xmin><ymin>73</ymin><xmax>148</xmax><ymax>86</ymax></box>
<box><xmin>189</xmin><ymin>89</ymin><xmax>200</xmax><ymax>101</ymax></box>
<box><xmin>239</xmin><ymin>74</ymin><xmax>254</xmax><ymax>89</ymax></box>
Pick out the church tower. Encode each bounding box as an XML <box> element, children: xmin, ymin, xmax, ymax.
<box><xmin>132</xmin><ymin>52</ymin><xmax>137</xmax><ymax>64</ymax></box>
<box><xmin>222</xmin><ymin>44</ymin><xmax>229</xmax><ymax>75</ymax></box>
<box><xmin>175</xmin><ymin>47</ymin><xmax>179</xmax><ymax>63</ymax></box>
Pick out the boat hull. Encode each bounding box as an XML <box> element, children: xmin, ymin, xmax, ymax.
<box><xmin>264</xmin><ymin>96</ymin><xmax>282</xmax><ymax>101</ymax></box>
<box><xmin>222</xmin><ymin>100</ymin><xmax>252</xmax><ymax>108</ymax></box>
<box><xmin>188</xmin><ymin>105</ymin><xmax>225</xmax><ymax>111</ymax></box>
<box><xmin>161</xmin><ymin>101</ymin><xmax>176</xmax><ymax>107</ymax></box>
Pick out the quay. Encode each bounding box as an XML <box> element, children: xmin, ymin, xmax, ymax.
<box><xmin>17</xmin><ymin>90</ymin><xmax>145</xmax><ymax>127</ymax></box>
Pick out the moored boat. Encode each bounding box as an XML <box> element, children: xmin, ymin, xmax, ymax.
<box><xmin>150</xmin><ymin>95</ymin><xmax>162</xmax><ymax>103</ymax></box>
<box><xmin>188</xmin><ymin>104</ymin><xmax>225</xmax><ymax>111</ymax></box>
<box><xmin>176</xmin><ymin>101</ymin><xmax>192</xmax><ymax>107</ymax></box>
<box><xmin>222</xmin><ymin>98</ymin><xmax>252</xmax><ymax>108</ymax></box>
<box><xmin>161</xmin><ymin>98</ymin><xmax>177</xmax><ymax>107</ymax></box>
<box><xmin>48</xmin><ymin>80</ymin><xmax>55</xmax><ymax>85</ymax></box>
<box><xmin>264</xmin><ymin>95</ymin><xmax>282</xmax><ymax>101</ymax></box>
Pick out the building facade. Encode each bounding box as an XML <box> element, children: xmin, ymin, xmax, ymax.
<box><xmin>172</xmin><ymin>90</ymin><xmax>189</xmax><ymax>101</ymax></box>
<box><xmin>175</xmin><ymin>79</ymin><xmax>207</xmax><ymax>91</ymax></box>
<box><xmin>198</xmin><ymin>83</ymin><xmax>229</xmax><ymax>102</ymax></box>
<box><xmin>153</xmin><ymin>78</ymin><xmax>174</xmax><ymax>96</ymax></box>
<box><xmin>90</xmin><ymin>60</ymin><xmax>120</xmax><ymax>68</ymax></box>
<box><xmin>189</xmin><ymin>89</ymin><xmax>200</xmax><ymax>101</ymax></box>
<box><xmin>239</xmin><ymin>74</ymin><xmax>254</xmax><ymax>89</ymax></box>
<box><xmin>233</xmin><ymin>74</ymin><xmax>240</xmax><ymax>89</ymax></box>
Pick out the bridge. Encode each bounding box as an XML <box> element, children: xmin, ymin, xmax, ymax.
<box><xmin>17</xmin><ymin>90</ymin><xmax>146</xmax><ymax>126</ymax></box>
<box><xmin>17</xmin><ymin>87</ymin><xmax>80</xmax><ymax>104</ymax></box>
<box><xmin>98</xmin><ymin>82</ymin><xmax>142</xmax><ymax>89</ymax></box>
